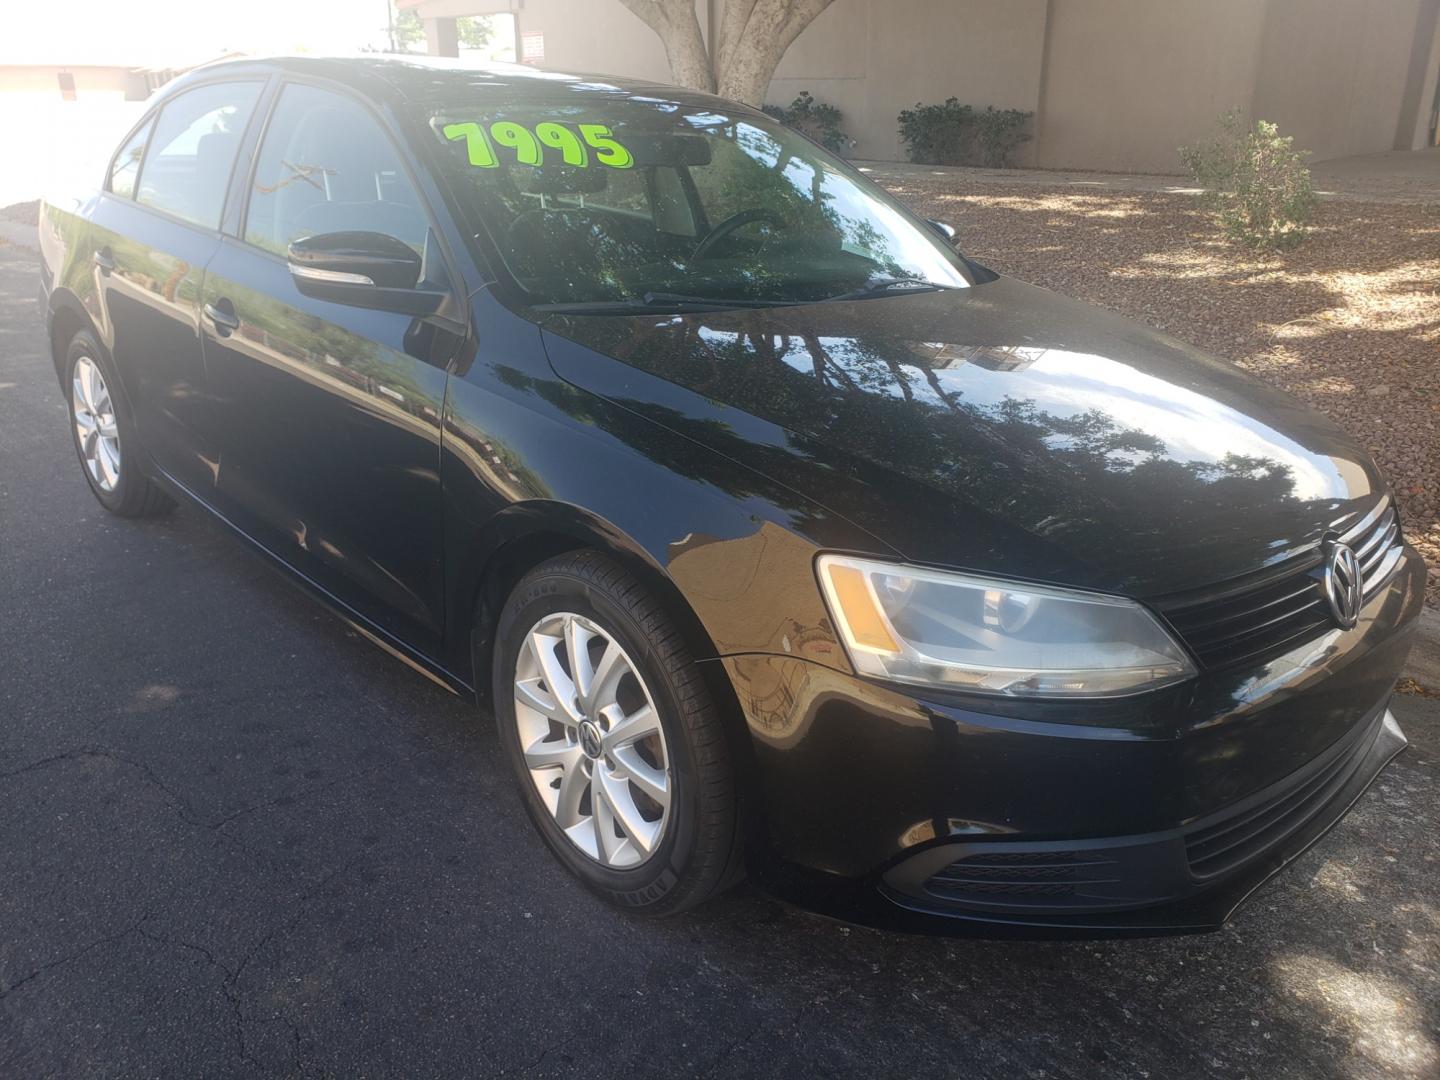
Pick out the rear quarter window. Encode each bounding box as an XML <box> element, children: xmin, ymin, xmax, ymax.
<box><xmin>108</xmin><ymin>119</ymin><xmax>151</xmax><ymax>199</ymax></box>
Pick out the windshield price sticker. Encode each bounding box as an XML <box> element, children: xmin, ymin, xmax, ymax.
<box><xmin>440</xmin><ymin>120</ymin><xmax>634</xmax><ymax>169</ymax></box>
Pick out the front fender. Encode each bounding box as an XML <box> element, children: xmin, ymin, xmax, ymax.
<box><xmin>438</xmin><ymin>291</ymin><xmax>894</xmax><ymax>687</ymax></box>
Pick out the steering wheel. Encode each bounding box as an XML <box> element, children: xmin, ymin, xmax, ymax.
<box><xmin>692</xmin><ymin>208</ymin><xmax>781</xmax><ymax>260</ymax></box>
<box><xmin>504</xmin><ymin>206</ymin><xmax>576</xmax><ymax>251</ymax></box>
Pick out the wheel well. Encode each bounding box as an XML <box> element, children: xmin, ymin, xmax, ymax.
<box><xmin>469</xmin><ymin>530</ymin><xmax>589</xmax><ymax>711</ymax></box>
<box><xmin>468</xmin><ymin>530</ymin><xmax>723</xmax><ymax>711</ymax></box>
<box><xmin>49</xmin><ymin>304</ymin><xmax>88</xmax><ymax>380</ymax></box>
<box><xmin>467</xmin><ymin>527</ymin><xmax>763</xmax><ymax>848</ymax></box>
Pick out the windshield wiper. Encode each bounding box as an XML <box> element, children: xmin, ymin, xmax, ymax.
<box><xmin>534</xmin><ymin>291</ymin><xmax>799</xmax><ymax>315</ymax></box>
<box><xmin>641</xmin><ymin>291</ymin><xmax>798</xmax><ymax>308</ymax></box>
<box><xmin>823</xmin><ymin>277</ymin><xmax>960</xmax><ymax>303</ymax></box>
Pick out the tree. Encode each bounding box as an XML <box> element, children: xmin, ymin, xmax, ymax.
<box><xmin>393</xmin><ymin>8</ymin><xmax>425</xmax><ymax>52</ymax></box>
<box><xmin>457</xmin><ymin>16</ymin><xmax>495</xmax><ymax>50</ymax></box>
<box><xmin>617</xmin><ymin>0</ymin><xmax>836</xmax><ymax>106</ymax></box>
<box><xmin>391</xmin><ymin>6</ymin><xmax>494</xmax><ymax>54</ymax></box>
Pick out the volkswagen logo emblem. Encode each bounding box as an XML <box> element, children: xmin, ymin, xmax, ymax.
<box><xmin>579</xmin><ymin>719</ymin><xmax>603</xmax><ymax>759</ymax></box>
<box><xmin>1323</xmin><ymin>541</ymin><xmax>1364</xmax><ymax>630</ymax></box>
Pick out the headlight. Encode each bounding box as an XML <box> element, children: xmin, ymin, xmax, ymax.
<box><xmin>815</xmin><ymin>555</ymin><xmax>1196</xmax><ymax>698</ymax></box>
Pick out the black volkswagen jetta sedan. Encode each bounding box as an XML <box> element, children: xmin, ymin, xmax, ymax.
<box><xmin>39</xmin><ymin>56</ymin><xmax>1426</xmax><ymax>934</ymax></box>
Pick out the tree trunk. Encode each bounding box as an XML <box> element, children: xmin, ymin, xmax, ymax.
<box><xmin>617</xmin><ymin>0</ymin><xmax>715</xmax><ymax>93</ymax></box>
<box><xmin>620</xmin><ymin>0</ymin><xmax>837</xmax><ymax>107</ymax></box>
<box><xmin>717</xmin><ymin>0</ymin><xmax>836</xmax><ymax>105</ymax></box>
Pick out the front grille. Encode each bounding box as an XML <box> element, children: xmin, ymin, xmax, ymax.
<box><xmin>1156</xmin><ymin>499</ymin><xmax>1404</xmax><ymax>671</ymax></box>
<box><xmin>1185</xmin><ymin>706</ymin><xmax>1383</xmax><ymax>878</ymax></box>
<box><xmin>924</xmin><ymin>850</ymin><xmax>1120</xmax><ymax>904</ymax></box>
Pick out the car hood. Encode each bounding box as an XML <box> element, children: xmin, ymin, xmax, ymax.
<box><xmin>539</xmin><ymin>277</ymin><xmax>1383</xmax><ymax>598</ymax></box>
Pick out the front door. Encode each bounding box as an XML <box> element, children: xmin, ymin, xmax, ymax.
<box><xmin>200</xmin><ymin>81</ymin><xmax>461</xmax><ymax>656</ymax></box>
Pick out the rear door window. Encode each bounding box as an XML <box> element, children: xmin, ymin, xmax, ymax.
<box><xmin>108</xmin><ymin>119</ymin><xmax>152</xmax><ymax>199</ymax></box>
<box><xmin>244</xmin><ymin>83</ymin><xmax>429</xmax><ymax>259</ymax></box>
<box><xmin>136</xmin><ymin>81</ymin><xmax>262</xmax><ymax>229</ymax></box>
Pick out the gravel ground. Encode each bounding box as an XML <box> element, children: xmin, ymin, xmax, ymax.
<box><xmin>876</xmin><ymin>178</ymin><xmax>1440</xmax><ymax>603</ymax></box>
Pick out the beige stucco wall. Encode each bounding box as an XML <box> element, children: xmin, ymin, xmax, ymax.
<box><xmin>518</xmin><ymin>1</ymin><xmax>674</xmax><ymax>82</ymax></box>
<box><xmin>1404</xmin><ymin>5</ymin><xmax>1440</xmax><ymax>146</ymax></box>
<box><xmin>1252</xmin><ymin>0</ymin><xmax>1429</xmax><ymax>162</ymax></box>
<box><xmin>411</xmin><ymin>0</ymin><xmax>678</xmax><ymax>82</ymax></box>
<box><xmin>772</xmin><ymin>0</ymin><xmax>1049</xmax><ymax>162</ymax></box>
<box><xmin>0</xmin><ymin>65</ymin><xmax>135</xmax><ymax>100</ymax></box>
<box><xmin>409</xmin><ymin>0</ymin><xmax>1440</xmax><ymax>169</ymax></box>
<box><xmin>1033</xmin><ymin>1</ymin><xmax>1269</xmax><ymax>172</ymax></box>
<box><xmin>1413</xmin><ymin>13</ymin><xmax>1440</xmax><ymax>146</ymax></box>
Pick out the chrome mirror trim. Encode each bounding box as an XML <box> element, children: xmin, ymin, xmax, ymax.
<box><xmin>288</xmin><ymin>263</ymin><xmax>375</xmax><ymax>286</ymax></box>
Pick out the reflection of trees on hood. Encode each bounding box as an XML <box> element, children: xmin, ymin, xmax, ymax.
<box><xmin>547</xmin><ymin>311</ymin><xmax>1316</xmax><ymax>587</ymax></box>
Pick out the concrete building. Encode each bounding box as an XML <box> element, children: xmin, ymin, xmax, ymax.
<box><xmin>0</xmin><ymin>51</ymin><xmax>247</xmax><ymax>103</ymax></box>
<box><xmin>399</xmin><ymin>0</ymin><xmax>1440</xmax><ymax>171</ymax></box>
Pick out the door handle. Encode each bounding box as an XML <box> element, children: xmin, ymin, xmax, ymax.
<box><xmin>203</xmin><ymin>301</ymin><xmax>241</xmax><ymax>337</ymax></box>
<box><xmin>93</xmin><ymin>248</ymin><xmax>115</xmax><ymax>275</ymax></box>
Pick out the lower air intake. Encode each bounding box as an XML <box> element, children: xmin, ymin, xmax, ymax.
<box><xmin>923</xmin><ymin>849</ymin><xmax>1120</xmax><ymax>905</ymax></box>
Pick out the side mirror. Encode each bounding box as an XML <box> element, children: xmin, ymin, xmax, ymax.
<box><xmin>287</xmin><ymin>231</ymin><xmax>446</xmax><ymax>316</ymax></box>
<box><xmin>927</xmin><ymin>219</ymin><xmax>958</xmax><ymax>245</ymax></box>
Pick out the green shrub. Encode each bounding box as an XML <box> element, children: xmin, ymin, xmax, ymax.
<box><xmin>1180</xmin><ymin>110</ymin><xmax>1316</xmax><ymax>249</ymax></box>
<box><xmin>897</xmin><ymin>99</ymin><xmax>1033</xmax><ymax>168</ymax></box>
<box><xmin>763</xmin><ymin>91</ymin><xmax>854</xmax><ymax>156</ymax></box>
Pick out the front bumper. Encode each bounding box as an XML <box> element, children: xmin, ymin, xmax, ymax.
<box><xmin>720</xmin><ymin>546</ymin><xmax>1425</xmax><ymax>936</ymax></box>
<box><xmin>881</xmin><ymin>705</ymin><xmax>1404</xmax><ymax>934</ymax></box>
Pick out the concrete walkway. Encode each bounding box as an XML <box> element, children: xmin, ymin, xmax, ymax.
<box><xmin>856</xmin><ymin>146</ymin><xmax>1440</xmax><ymax>205</ymax></box>
<box><xmin>1310</xmin><ymin>146</ymin><xmax>1440</xmax><ymax>202</ymax></box>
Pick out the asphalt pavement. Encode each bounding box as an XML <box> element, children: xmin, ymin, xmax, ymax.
<box><xmin>2</xmin><ymin>242</ymin><xmax>1437</xmax><ymax>1079</ymax></box>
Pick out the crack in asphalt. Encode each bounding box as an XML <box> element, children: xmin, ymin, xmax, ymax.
<box><xmin>230</xmin><ymin>854</ymin><xmax>368</xmax><ymax>987</ymax></box>
<box><xmin>1</xmin><ymin>747</ymin><xmax>364</xmax><ymax>1077</ymax></box>
<box><xmin>1</xmin><ymin>745</ymin><xmax>370</xmax><ymax>869</ymax></box>
<box><xmin>207</xmin><ymin>771</ymin><xmax>365</xmax><ymax>833</ymax></box>
<box><xmin>698</xmin><ymin>985</ymin><xmax>855</xmax><ymax>1078</ymax></box>
<box><xmin>0</xmin><ymin>747</ymin><xmax>208</xmax><ymax>829</ymax></box>
<box><xmin>0</xmin><ymin>867</ymin><xmax>362</xmax><ymax>1074</ymax></box>
<box><xmin>0</xmin><ymin>915</ymin><xmax>151</xmax><ymax>1000</ymax></box>
<box><xmin>484</xmin><ymin>1033</ymin><xmax>583</xmax><ymax>1079</ymax></box>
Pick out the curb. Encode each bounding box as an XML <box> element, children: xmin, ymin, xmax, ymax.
<box><xmin>852</xmin><ymin>159</ymin><xmax>1440</xmax><ymax>206</ymax></box>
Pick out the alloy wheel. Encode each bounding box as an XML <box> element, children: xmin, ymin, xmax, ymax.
<box><xmin>512</xmin><ymin>611</ymin><xmax>672</xmax><ymax>869</ymax></box>
<box><xmin>72</xmin><ymin>355</ymin><xmax>121</xmax><ymax>493</ymax></box>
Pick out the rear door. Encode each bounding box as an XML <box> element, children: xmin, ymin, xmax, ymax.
<box><xmin>93</xmin><ymin>80</ymin><xmax>264</xmax><ymax>495</ymax></box>
<box><xmin>200</xmin><ymin>80</ymin><xmax>464</xmax><ymax>656</ymax></box>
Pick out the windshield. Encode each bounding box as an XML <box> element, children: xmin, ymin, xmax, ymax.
<box><xmin>424</xmin><ymin>96</ymin><xmax>972</xmax><ymax>308</ymax></box>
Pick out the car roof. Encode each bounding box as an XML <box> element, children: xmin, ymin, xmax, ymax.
<box><xmin>162</xmin><ymin>54</ymin><xmax>745</xmax><ymax>114</ymax></box>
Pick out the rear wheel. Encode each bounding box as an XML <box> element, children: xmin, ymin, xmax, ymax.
<box><xmin>492</xmin><ymin>551</ymin><xmax>743</xmax><ymax>914</ymax></box>
<box><xmin>64</xmin><ymin>331</ymin><xmax>172</xmax><ymax>518</ymax></box>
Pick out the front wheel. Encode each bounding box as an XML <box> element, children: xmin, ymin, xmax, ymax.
<box><xmin>492</xmin><ymin>551</ymin><xmax>743</xmax><ymax>914</ymax></box>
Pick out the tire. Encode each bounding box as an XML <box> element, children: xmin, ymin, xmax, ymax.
<box><xmin>492</xmin><ymin>550</ymin><xmax>743</xmax><ymax>915</ymax></box>
<box><xmin>63</xmin><ymin>330</ymin><xmax>173</xmax><ymax>518</ymax></box>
